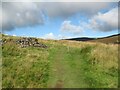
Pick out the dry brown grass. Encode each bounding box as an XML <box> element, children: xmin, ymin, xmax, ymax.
<box><xmin>90</xmin><ymin>43</ymin><xmax>118</xmax><ymax>69</ymax></box>
<box><xmin>90</xmin><ymin>35</ymin><xmax>119</xmax><ymax>44</ymax></box>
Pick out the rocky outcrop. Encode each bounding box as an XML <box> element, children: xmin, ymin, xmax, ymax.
<box><xmin>0</xmin><ymin>39</ymin><xmax>7</xmax><ymax>46</ymax></box>
<box><xmin>0</xmin><ymin>37</ymin><xmax>47</xmax><ymax>48</ymax></box>
<box><xmin>16</xmin><ymin>38</ymin><xmax>47</xmax><ymax>48</ymax></box>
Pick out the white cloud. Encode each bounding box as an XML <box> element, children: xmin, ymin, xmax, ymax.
<box><xmin>57</xmin><ymin>34</ymin><xmax>70</xmax><ymax>39</ymax></box>
<box><xmin>2</xmin><ymin>2</ymin><xmax>44</xmax><ymax>31</ymax></box>
<box><xmin>43</xmin><ymin>2</ymin><xmax>113</xmax><ymax>18</ymax></box>
<box><xmin>60</xmin><ymin>21</ymin><xmax>83</xmax><ymax>35</ymax></box>
<box><xmin>4</xmin><ymin>33</ymin><xmax>8</xmax><ymax>35</ymax></box>
<box><xmin>2</xmin><ymin>0</ymin><xmax>119</xmax><ymax>2</ymax></box>
<box><xmin>12</xmin><ymin>34</ymin><xmax>16</xmax><ymax>36</ymax></box>
<box><xmin>1</xmin><ymin>2</ymin><xmax>116</xmax><ymax>31</ymax></box>
<box><xmin>60</xmin><ymin>7</ymin><xmax>118</xmax><ymax>35</ymax></box>
<box><xmin>42</xmin><ymin>33</ymin><xmax>56</xmax><ymax>39</ymax></box>
<box><xmin>88</xmin><ymin>7</ymin><xmax>118</xmax><ymax>32</ymax></box>
<box><xmin>41</xmin><ymin>33</ymin><xmax>72</xmax><ymax>40</ymax></box>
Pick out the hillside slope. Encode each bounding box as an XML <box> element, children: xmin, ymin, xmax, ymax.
<box><xmin>65</xmin><ymin>34</ymin><xmax>120</xmax><ymax>44</ymax></box>
<box><xmin>90</xmin><ymin>34</ymin><xmax>120</xmax><ymax>44</ymax></box>
<box><xmin>1</xmin><ymin>34</ymin><xmax>118</xmax><ymax>88</ymax></box>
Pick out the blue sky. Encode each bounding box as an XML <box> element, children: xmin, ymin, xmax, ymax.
<box><xmin>1</xmin><ymin>2</ymin><xmax>118</xmax><ymax>39</ymax></box>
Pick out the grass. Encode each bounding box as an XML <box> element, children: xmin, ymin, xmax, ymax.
<box><xmin>2</xmin><ymin>35</ymin><xmax>118</xmax><ymax>88</ymax></box>
<box><xmin>0</xmin><ymin>34</ymin><xmax>2</xmax><ymax>89</ymax></box>
<box><xmin>79</xmin><ymin>45</ymin><xmax>118</xmax><ymax>88</ymax></box>
<box><xmin>2</xmin><ymin>41</ymin><xmax>49</xmax><ymax>88</ymax></box>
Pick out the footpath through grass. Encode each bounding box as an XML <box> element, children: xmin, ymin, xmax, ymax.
<box><xmin>47</xmin><ymin>42</ymin><xmax>118</xmax><ymax>88</ymax></box>
<box><xmin>47</xmin><ymin>45</ymin><xmax>88</xmax><ymax>88</ymax></box>
<box><xmin>2</xmin><ymin>35</ymin><xmax>118</xmax><ymax>88</ymax></box>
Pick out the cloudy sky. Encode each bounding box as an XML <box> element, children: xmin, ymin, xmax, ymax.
<box><xmin>0</xmin><ymin>0</ymin><xmax>119</xmax><ymax>39</ymax></box>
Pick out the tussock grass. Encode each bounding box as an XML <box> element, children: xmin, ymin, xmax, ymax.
<box><xmin>2</xmin><ymin>35</ymin><xmax>118</xmax><ymax>88</ymax></box>
<box><xmin>2</xmin><ymin>39</ymin><xmax>49</xmax><ymax>88</ymax></box>
<box><xmin>79</xmin><ymin>44</ymin><xmax>118</xmax><ymax>88</ymax></box>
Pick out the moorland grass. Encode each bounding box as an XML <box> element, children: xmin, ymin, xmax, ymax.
<box><xmin>2</xmin><ymin>35</ymin><xmax>118</xmax><ymax>88</ymax></box>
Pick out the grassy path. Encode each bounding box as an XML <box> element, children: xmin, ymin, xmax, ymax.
<box><xmin>47</xmin><ymin>46</ymin><xmax>88</xmax><ymax>88</ymax></box>
<box><xmin>48</xmin><ymin>46</ymin><xmax>66</xmax><ymax>88</ymax></box>
<box><xmin>52</xmin><ymin>48</ymin><xmax>65</xmax><ymax>88</ymax></box>
<box><xmin>2</xmin><ymin>36</ymin><xmax>118</xmax><ymax>88</ymax></box>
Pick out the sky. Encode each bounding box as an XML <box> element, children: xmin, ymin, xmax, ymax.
<box><xmin>0</xmin><ymin>0</ymin><xmax>119</xmax><ymax>39</ymax></box>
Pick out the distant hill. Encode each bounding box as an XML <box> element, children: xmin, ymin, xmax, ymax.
<box><xmin>90</xmin><ymin>34</ymin><xmax>120</xmax><ymax>44</ymax></box>
<box><xmin>64</xmin><ymin>34</ymin><xmax>120</xmax><ymax>44</ymax></box>
<box><xmin>65</xmin><ymin>37</ymin><xmax>95</xmax><ymax>41</ymax></box>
